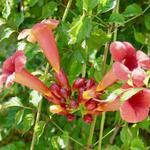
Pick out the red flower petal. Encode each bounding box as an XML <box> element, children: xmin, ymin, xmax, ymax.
<box><xmin>110</xmin><ymin>41</ymin><xmax>127</xmax><ymax>61</ymax></box>
<box><xmin>120</xmin><ymin>89</ymin><xmax>150</xmax><ymax>123</ymax></box>
<box><xmin>131</xmin><ymin>68</ymin><xmax>146</xmax><ymax>87</ymax></box>
<box><xmin>123</xmin><ymin>42</ymin><xmax>136</xmax><ymax>57</ymax></box>
<box><xmin>113</xmin><ymin>62</ymin><xmax>130</xmax><ymax>80</ymax></box>
<box><xmin>14</xmin><ymin>51</ymin><xmax>26</xmax><ymax>72</ymax></box>
<box><xmin>136</xmin><ymin>50</ymin><xmax>150</xmax><ymax>69</ymax></box>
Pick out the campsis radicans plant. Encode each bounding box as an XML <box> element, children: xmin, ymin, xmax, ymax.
<box><xmin>1</xmin><ymin>19</ymin><xmax>150</xmax><ymax>124</ymax></box>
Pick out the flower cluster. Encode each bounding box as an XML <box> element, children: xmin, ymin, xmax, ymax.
<box><xmin>0</xmin><ymin>19</ymin><xmax>150</xmax><ymax>123</ymax></box>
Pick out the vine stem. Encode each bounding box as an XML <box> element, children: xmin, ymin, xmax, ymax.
<box><xmin>98</xmin><ymin>0</ymin><xmax>120</xmax><ymax>150</ymax></box>
<box><xmin>29</xmin><ymin>0</ymin><xmax>72</xmax><ymax>149</ymax></box>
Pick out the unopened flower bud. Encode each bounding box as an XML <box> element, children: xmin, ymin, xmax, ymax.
<box><xmin>60</xmin><ymin>88</ymin><xmax>69</xmax><ymax>99</ymax></box>
<box><xmin>50</xmin><ymin>83</ymin><xmax>61</xmax><ymax>98</ymax></box>
<box><xmin>86</xmin><ymin>78</ymin><xmax>95</xmax><ymax>89</ymax></box>
<box><xmin>85</xmin><ymin>100</ymin><xmax>97</xmax><ymax>110</ymax></box>
<box><xmin>83</xmin><ymin>114</ymin><xmax>93</xmax><ymax>123</ymax></box>
<box><xmin>67</xmin><ymin>114</ymin><xmax>75</xmax><ymax>122</ymax></box>
<box><xmin>55</xmin><ymin>70</ymin><xmax>70</xmax><ymax>90</ymax></box>
<box><xmin>73</xmin><ymin>78</ymin><xmax>86</xmax><ymax>90</ymax></box>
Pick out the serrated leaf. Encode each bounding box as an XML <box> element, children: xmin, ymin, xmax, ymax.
<box><xmin>130</xmin><ymin>138</ymin><xmax>145</xmax><ymax>150</ymax></box>
<box><xmin>145</xmin><ymin>14</ymin><xmax>150</xmax><ymax>30</ymax></box>
<box><xmin>97</xmin><ymin>0</ymin><xmax>116</xmax><ymax>14</ymax></box>
<box><xmin>120</xmin><ymin>88</ymin><xmax>143</xmax><ymax>103</ymax></box>
<box><xmin>0</xmin><ymin>28</ymin><xmax>14</xmax><ymax>41</ymax></box>
<box><xmin>3</xmin><ymin>97</ymin><xmax>23</xmax><ymax>109</ymax></box>
<box><xmin>29</xmin><ymin>90</ymin><xmax>42</xmax><ymax>107</ymax></box>
<box><xmin>42</xmin><ymin>1</ymin><xmax>57</xmax><ymax>18</ymax></box>
<box><xmin>120</xmin><ymin>126</ymin><xmax>132</xmax><ymax>147</ymax></box>
<box><xmin>15</xmin><ymin>110</ymin><xmax>24</xmax><ymax>125</ymax></box>
<box><xmin>87</xmin><ymin>29</ymin><xmax>111</xmax><ymax>49</ymax></box>
<box><xmin>68</xmin><ymin>16</ymin><xmax>92</xmax><ymax>44</ymax></box>
<box><xmin>123</xmin><ymin>3</ymin><xmax>142</xmax><ymax>17</ymax></box>
<box><xmin>34</xmin><ymin>121</ymin><xmax>46</xmax><ymax>143</ymax></box>
<box><xmin>109</xmin><ymin>13</ymin><xmax>125</xmax><ymax>25</ymax></box>
<box><xmin>22</xmin><ymin>113</ymin><xmax>35</xmax><ymax>133</ymax></box>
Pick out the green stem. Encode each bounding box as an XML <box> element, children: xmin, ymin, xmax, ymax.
<box><xmin>97</xmin><ymin>112</ymin><xmax>106</xmax><ymax>150</ymax></box>
<box><xmin>86</xmin><ymin>116</ymin><xmax>97</xmax><ymax>149</ymax></box>
<box><xmin>62</xmin><ymin>0</ymin><xmax>72</xmax><ymax>22</ymax></box>
<box><xmin>30</xmin><ymin>99</ymin><xmax>43</xmax><ymax>150</ymax></box>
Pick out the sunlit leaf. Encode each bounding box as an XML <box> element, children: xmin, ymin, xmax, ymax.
<box><xmin>29</xmin><ymin>90</ymin><xmax>42</xmax><ymax>108</ymax></box>
<box><xmin>22</xmin><ymin>113</ymin><xmax>35</xmax><ymax>133</ymax></box>
<box><xmin>3</xmin><ymin>97</ymin><xmax>23</xmax><ymax>109</ymax></box>
<box><xmin>97</xmin><ymin>0</ymin><xmax>116</xmax><ymax>13</ymax></box>
<box><xmin>0</xmin><ymin>28</ymin><xmax>14</xmax><ymax>41</ymax></box>
<box><xmin>15</xmin><ymin>110</ymin><xmax>24</xmax><ymax>125</ymax></box>
<box><xmin>34</xmin><ymin>121</ymin><xmax>46</xmax><ymax>143</ymax></box>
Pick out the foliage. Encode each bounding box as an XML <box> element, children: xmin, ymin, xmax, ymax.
<box><xmin>0</xmin><ymin>0</ymin><xmax>150</xmax><ymax>149</ymax></box>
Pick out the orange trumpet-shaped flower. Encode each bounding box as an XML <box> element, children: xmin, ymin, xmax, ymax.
<box><xmin>18</xmin><ymin>19</ymin><xmax>60</xmax><ymax>73</ymax></box>
<box><xmin>0</xmin><ymin>51</ymin><xmax>51</xmax><ymax>98</ymax></box>
<box><xmin>96</xmin><ymin>68</ymin><xmax>118</xmax><ymax>92</ymax></box>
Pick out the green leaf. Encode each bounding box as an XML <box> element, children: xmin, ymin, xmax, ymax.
<box><xmin>97</xmin><ymin>0</ymin><xmax>116</xmax><ymax>14</ymax></box>
<box><xmin>27</xmin><ymin>0</ymin><xmax>39</xmax><ymax>7</ymax></box>
<box><xmin>68</xmin><ymin>16</ymin><xmax>92</xmax><ymax>44</ymax></box>
<box><xmin>107</xmin><ymin>145</ymin><xmax>120</xmax><ymax>150</ymax></box>
<box><xmin>130</xmin><ymin>138</ymin><xmax>145</xmax><ymax>150</ymax></box>
<box><xmin>8</xmin><ymin>12</ymin><xmax>24</xmax><ymax>28</ymax></box>
<box><xmin>29</xmin><ymin>90</ymin><xmax>42</xmax><ymax>107</ymax></box>
<box><xmin>120</xmin><ymin>126</ymin><xmax>132</xmax><ymax>147</ymax></box>
<box><xmin>123</xmin><ymin>4</ymin><xmax>142</xmax><ymax>17</ymax></box>
<box><xmin>3</xmin><ymin>97</ymin><xmax>23</xmax><ymax>109</ymax></box>
<box><xmin>87</xmin><ymin>29</ymin><xmax>111</xmax><ymax>49</ymax></box>
<box><xmin>0</xmin><ymin>27</ymin><xmax>14</xmax><ymax>41</ymax></box>
<box><xmin>15</xmin><ymin>110</ymin><xmax>24</xmax><ymax>125</ymax></box>
<box><xmin>0</xmin><ymin>18</ymin><xmax>6</xmax><ymax>26</ymax></box>
<box><xmin>134</xmin><ymin>30</ymin><xmax>146</xmax><ymax>44</ymax></box>
<box><xmin>42</xmin><ymin>1</ymin><xmax>57</xmax><ymax>18</ymax></box>
<box><xmin>109</xmin><ymin>13</ymin><xmax>125</xmax><ymax>25</ymax></box>
<box><xmin>61</xmin><ymin>131</ymin><xmax>69</xmax><ymax>149</ymax></box>
<box><xmin>2</xmin><ymin>0</ymin><xmax>13</xmax><ymax>19</ymax></box>
<box><xmin>34</xmin><ymin>121</ymin><xmax>46</xmax><ymax>143</ymax></box>
<box><xmin>83</xmin><ymin>0</ymin><xmax>99</xmax><ymax>12</ymax></box>
<box><xmin>145</xmin><ymin>14</ymin><xmax>150</xmax><ymax>30</ymax></box>
<box><xmin>22</xmin><ymin>113</ymin><xmax>35</xmax><ymax>133</ymax></box>
<box><xmin>51</xmin><ymin>136</ymin><xmax>60</xmax><ymax>149</ymax></box>
<box><xmin>120</xmin><ymin>88</ymin><xmax>143</xmax><ymax>103</ymax></box>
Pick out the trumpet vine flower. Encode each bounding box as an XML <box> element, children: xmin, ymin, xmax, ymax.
<box><xmin>97</xmin><ymin>86</ymin><xmax>150</xmax><ymax>123</ymax></box>
<box><xmin>96</xmin><ymin>41</ymin><xmax>150</xmax><ymax>92</ymax></box>
<box><xmin>0</xmin><ymin>51</ymin><xmax>51</xmax><ymax>98</ymax></box>
<box><xmin>18</xmin><ymin>19</ymin><xmax>60</xmax><ymax>73</ymax></box>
